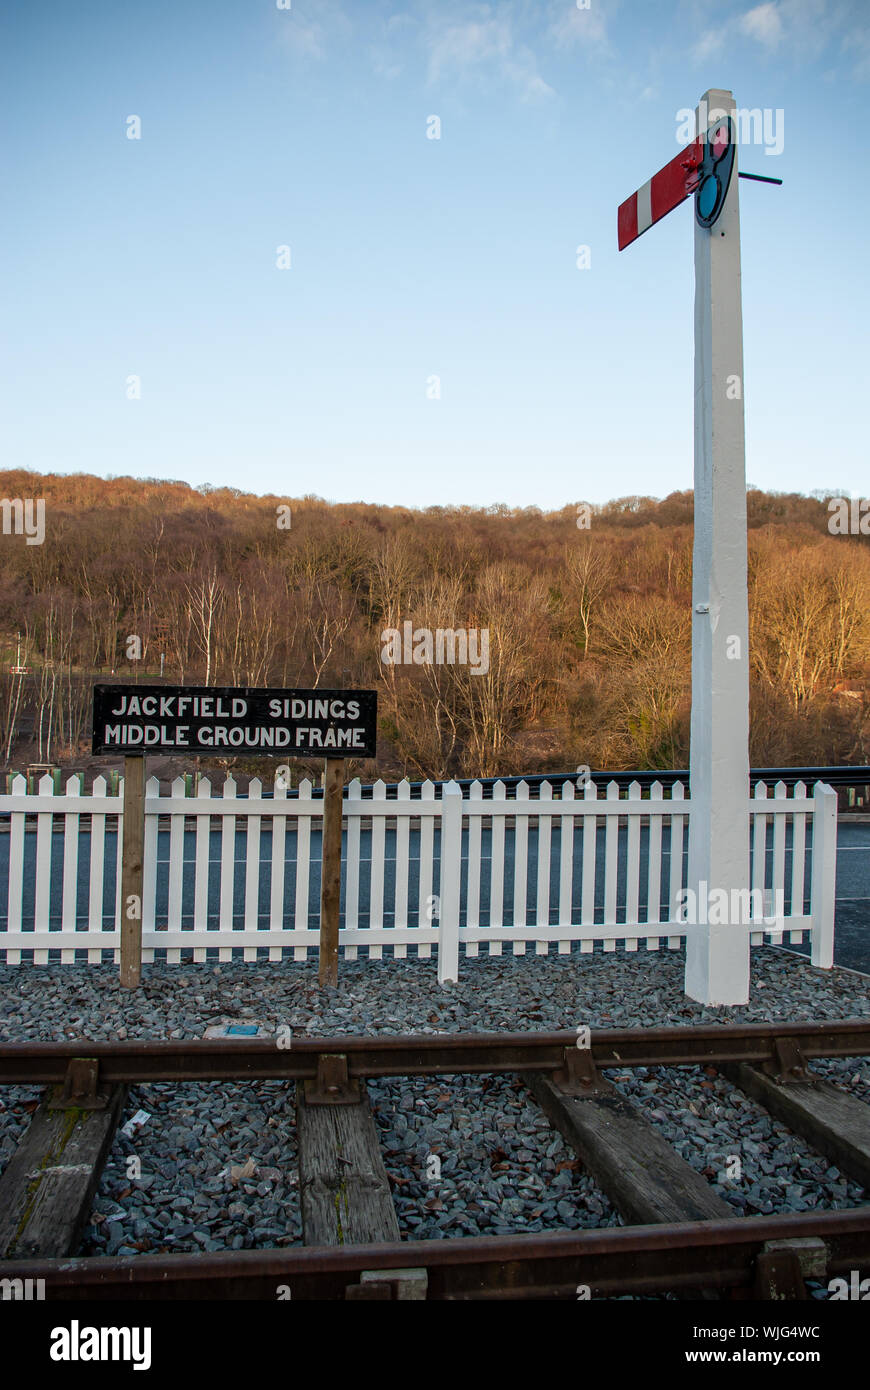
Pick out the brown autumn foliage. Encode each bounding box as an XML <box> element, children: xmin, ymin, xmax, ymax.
<box><xmin>0</xmin><ymin>469</ymin><xmax>868</xmax><ymax>782</ymax></box>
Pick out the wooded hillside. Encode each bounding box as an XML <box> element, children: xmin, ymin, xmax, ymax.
<box><xmin>1</xmin><ymin>470</ymin><xmax>867</xmax><ymax>780</ymax></box>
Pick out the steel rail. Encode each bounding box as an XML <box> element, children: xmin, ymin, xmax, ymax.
<box><xmin>4</xmin><ymin>1207</ymin><xmax>869</xmax><ymax>1300</ymax></box>
<box><xmin>1</xmin><ymin>1019</ymin><xmax>868</xmax><ymax>1085</ymax></box>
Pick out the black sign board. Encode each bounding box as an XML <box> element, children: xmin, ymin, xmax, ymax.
<box><xmin>92</xmin><ymin>686</ymin><xmax>378</xmax><ymax>758</ymax></box>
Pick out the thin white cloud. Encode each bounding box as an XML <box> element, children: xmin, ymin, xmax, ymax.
<box><xmin>278</xmin><ymin>2</ymin><xmax>618</xmax><ymax>98</ymax></box>
<box><xmin>740</xmin><ymin>3</ymin><xmax>785</xmax><ymax>47</ymax></box>
<box><xmin>277</xmin><ymin>0</ymin><xmax>351</xmax><ymax>61</ymax></box>
<box><xmin>847</xmin><ymin>28</ymin><xmax>870</xmax><ymax>80</ymax></box>
<box><xmin>692</xmin><ymin>28</ymin><xmax>727</xmax><ymax>63</ymax></box>
<box><xmin>424</xmin><ymin>9</ymin><xmax>554</xmax><ymax>100</ymax></box>
<box><xmin>285</xmin><ymin>23</ymin><xmax>326</xmax><ymax>59</ymax></box>
<box><xmin>370</xmin><ymin>48</ymin><xmax>405</xmax><ymax>80</ymax></box>
<box><xmin>689</xmin><ymin>0</ymin><xmax>868</xmax><ymax>74</ymax></box>
<box><xmin>549</xmin><ymin>3</ymin><xmax>609</xmax><ymax>51</ymax></box>
<box><xmin>278</xmin><ymin>0</ymin><xmax>867</xmax><ymax>90</ymax></box>
<box><xmin>427</xmin><ymin>18</ymin><xmax>513</xmax><ymax>81</ymax></box>
<box><xmin>512</xmin><ymin>67</ymin><xmax>556</xmax><ymax>100</ymax></box>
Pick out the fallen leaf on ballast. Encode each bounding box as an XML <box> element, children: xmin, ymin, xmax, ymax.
<box><xmin>218</xmin><ymin>1157</ymin><xmax>259</xmax><ymax>1185</ymax></box>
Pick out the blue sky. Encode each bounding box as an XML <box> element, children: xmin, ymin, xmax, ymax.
<box><xmin>1</xmin><ymin>0</ymin><xmax>867</xmax><ymax>509</ymax></box>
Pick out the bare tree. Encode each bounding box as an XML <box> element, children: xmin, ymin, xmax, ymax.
<box><xmin>184</xmin><ymin>568</ymin><xmax>223</xmax><ymax>685</ymax></box>
<box><xmin>300</xmin><ymin>578</ymin><xmax>356</xmax><ymax>688</ymax></box>
<box><xmin>564</xmin><ymin>542</ymin><xmax>614</xmax><ymax>659</ymax></box>
<box><xmin>750</xmin><ymin>547</ymin><xmax>870</xmax><ymax>710</ymax></box>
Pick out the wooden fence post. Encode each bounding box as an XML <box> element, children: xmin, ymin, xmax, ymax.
<box><xmin>120</xmin><ymin>755</ymin><xmax>145</xmax><ymax>989</ymax></box>
<box><xmin>810</xmin><ymin>781</ymin><xmax>837</xmax><ymax>969</ymax></box>
<box><xmin>438</xmin><ymin>781</ymin><xmax>462</xmax><ymax>984</ymax></box>
<box><xmin>318</xmin><ymin>758</ymin><xmax>345</xmax><ymax>987</ymax></box>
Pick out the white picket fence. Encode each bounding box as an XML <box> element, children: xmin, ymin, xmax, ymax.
<box><xmin>0</xmin><ymin>774</ymin><xmax>837</xmax><ymax>979</ymax></box>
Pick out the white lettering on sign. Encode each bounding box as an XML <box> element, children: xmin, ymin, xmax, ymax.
<box><xmin>94</xmin><ymin>687</ymin><xmax>376</xmax><ymax>757</ymax></box>
<box><xmin>269</xmin><ymin>697</ymin><xmax>359</xmax><ymax>720</ymax></box>
<box><xmin>104</xmin><ymin>722</ymin><xmax>371</xmax><ymax>750</ymax></box>
<box><xmin>110</xmin><ymin>694</ymin><xmax>244</xmax><ymax>718</ymax></box>
<box><xmin>291</xmin><ymin>726</ymin><xmax>366</xmax><ymax>748</ymax></box>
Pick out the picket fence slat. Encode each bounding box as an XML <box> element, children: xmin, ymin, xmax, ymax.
<box><xmin>535</xmin><ymin>781</ymin><xmax>552</xmax><ymax>955</ymax></box>
<box><xmin>558</xmin><ymin>780</ymin><xmax>575</xmax><ymax>950</ymax></box>
<box><xmin>61</xmin><ymin>776</ymin><xmax>80</xmax><ymax>964</ymax></box>
<box><xmin>167</xmin><ymin>776</ymin><xmax>185</xmax><ymax>964</ymax></box>
<box><xmin>489</xmin><ymin>781</ymin><xmax>506</xmax><ymax>945</ymax></box>
<box><xmin>267</xmin><ymin>778</ymin><xmax>287</xmax><ymax>960</ymax></box>
<box><xmin>668</xmin><ymin>781</ymin><xmax>686</xmax><ymax>945</ymax></box>
<box><xmin>581</xmin><ymin>780</ymin><xmax>597</xmax><ymax>927</ymax></box>
<box><xmin>393</xmin><ymin>780</ymin><xmax>410</xmax><ymax>959</ymax></box>
<box><xmin>219</xmin><ymin>775</ymin><xmax>236</xmax><ymax>962</ymax></box>
<box><xmin>195</xmin><ymin>777</ymin><xmax>212</xmax><ymax>962</ymax></box>
<box><xmin>625</xmin><ymin>780</ymin><xmax>641</xmax><ymax>930</ymax></box>
<box><xmin>369</xmin><ymin>780</ymin><xmax>386</xmax><ymax>960</ymax></box>
<box><xmin>294</xmin><ymin>779</ymin><xmax>312</xmax><ymax>961</ymax></box>
<box><xmin>417</xmin><ymin>781</ymin><xmax>435</xmax><ymax>959</ymax></box>
<box><xmin>467</xmin><ymin>781</ymin><xmax>482</xmax><ymax>937</ymax></box>
<box><xmin>752</xmin><ymin>781</ymin><xmax>768</xmax><ymax>916</ymax></box>
<box><xmin>512</xmin><ymin>780</ymin><xmax>529</xmax><ymax>951</ymax></box>
<box><xmin>791</xmin><ymin>780</ymin><xmax>807</xmax><ymax>927</ymax></box>
<box><xmin>142</xmin><ymin>776</ymin><xmax>159</xmax><ymax>965</ymax></box>
<box><xmin>114</xmin><ymin>795</ymin><xmax>123</xmax><ymax>963</ymax></box>
<box><xmin>769</xmin><ymin>781</ymin><xmax>787</xmax><ymax>943</ymax></box>
<box><xmin>604</xmin><ymin>781</ymin><xmax>619</xmax><ymax>927</ymax></box>
<box><xmin>32</xmin><ymin>776</ymin><xmax>53</xmax><ymax>963</ymax></box>
<box><xmin>646</xmin><ymin>779</ymin><xmax>664</xmax><ymax>948</ymax></box>
<box><xmin>811</xmin><ymin>781</ymin><xmax>837</xmax><ymax>968</ymax></box>
<box><xmin>345</xmin><ymin>778</ymin><xmax>361</xmax><ymax>960</ymax></box>
<box><xmin>242</xmin><ymin>777</ymin><xmax>262</xmax><ymax>961</ymax></box>
<box><xmin>88</xmin><ymin>776</ymin><xmax>108</xmax><ymax>963</ymax></box>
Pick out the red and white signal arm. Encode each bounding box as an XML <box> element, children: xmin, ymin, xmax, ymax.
<box><xmin>617</xmin><ymin>137</ymin><xmax>703</xmax><ymax>250</ymax></box>
<box><xmin>617</xmin><ymin>118</ymin><xmax>736</xmax><ymax>250</ymax></box>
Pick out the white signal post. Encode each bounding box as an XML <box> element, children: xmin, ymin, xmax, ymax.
<box><xmin>685</xmin><ymin>89</ymin><xmax>750</xmax><ymax>1005</ymax></box>
<box><xmin>618</xmin><ymin>88</ymin><xmax>752</xmax><ymax>1004</ymax></box>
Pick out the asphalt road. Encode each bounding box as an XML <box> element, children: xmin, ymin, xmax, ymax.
<box><xmin>785</xmin><ymin>818</ymin><xmax>869</xmax><ymax>974</ymax></box>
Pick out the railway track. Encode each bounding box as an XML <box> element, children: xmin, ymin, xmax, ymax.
<box><xmin>1</xmin><ymin>1020</ymin><xmax>868</xmax><ymax>1300</ymax></box>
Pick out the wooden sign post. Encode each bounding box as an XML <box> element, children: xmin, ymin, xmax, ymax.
<box><xmin>92</xmin><ymin>685</ymin><xmax>377</xmax><ymax>990</ymax></box>
<box><xmin>119</xmin><ymin>754</ymin><xmax>145</xmax><ymax>989</ymax></box>
<box><xmin>319</xmin><ymin>758</ymin><xmax>345</xmax><ymax>988</ymax></box>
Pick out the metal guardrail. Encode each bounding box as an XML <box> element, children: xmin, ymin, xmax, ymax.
<box><xmin>292</xmin><ymin>765</ymin><xmax>870</xmax><ymax>800</ymax></box>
